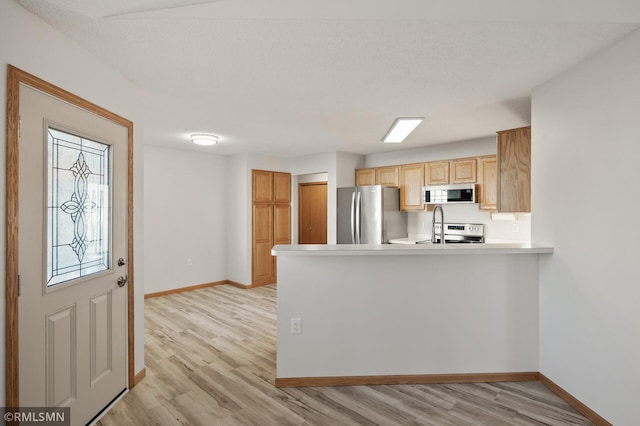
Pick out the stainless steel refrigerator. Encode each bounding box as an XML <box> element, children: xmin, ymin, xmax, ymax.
<box><xmin>337</xmin><ymin>185</ymin><xmax>407</xmax><ymax>244</ymax></box>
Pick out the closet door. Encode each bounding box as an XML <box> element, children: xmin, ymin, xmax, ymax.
<box><xmin>252</xmin><ymin>170</ymin><xmax>290</xmax><ymax>286</ymax></box>
<box><xmin>252</xmin><ymin>203</ymin><xmax>275</xmax><ymax>284</ymax></box>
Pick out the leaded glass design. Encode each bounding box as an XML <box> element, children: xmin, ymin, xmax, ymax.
<box><xmin>47</xmin><ymin>127</ymin><xmax>111</xmax><ymax>287</ymax></box>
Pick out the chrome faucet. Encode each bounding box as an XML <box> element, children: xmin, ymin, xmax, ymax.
<box><xmin>432</xmin><ymin>205</ymin><xmax>445</xmax><ymax>245</ymax></box>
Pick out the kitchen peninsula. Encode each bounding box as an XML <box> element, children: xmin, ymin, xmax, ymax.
<box><xmin>273</xmin><ymin>243</ymin><xmax>553</xmax><ymax>387</ymax></box>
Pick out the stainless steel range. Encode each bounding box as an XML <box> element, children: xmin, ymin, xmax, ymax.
<box><xmin>420</xmin><ymin>223</ymin><xmax>485</xmax><ymax>244</ymax></box>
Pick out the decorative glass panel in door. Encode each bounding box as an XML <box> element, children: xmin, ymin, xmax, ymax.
<box><xmin>46</xmin><ymin>126</ymin><xmax>112</xmax><ymax>288</ymax></box>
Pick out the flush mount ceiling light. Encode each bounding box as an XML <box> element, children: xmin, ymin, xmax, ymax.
<box><xmin>190</xmin><ymin>133</ymin><xmax>218</xmax><ymax>146</ymax></box>
<box><xmin>382</xmin><ymin>117</ymin><xmax>424</xmax><ymax>143</ymax></box>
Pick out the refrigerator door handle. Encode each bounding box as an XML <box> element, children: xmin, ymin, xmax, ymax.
<box><xmin>355</xmin><ymin>191</ymin><xmax>361</xmax><ymax>244</ymax></box>
<box><xmin>350</xmin><ymin>192</ymin><xmax>356</xmax><ymax>244</ymax></box>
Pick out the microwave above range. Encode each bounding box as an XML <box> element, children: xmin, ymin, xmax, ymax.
<box><xmin>423</xmin><ymin>183</ymin><xmax>477</xmax><ymax>205</ymax></box>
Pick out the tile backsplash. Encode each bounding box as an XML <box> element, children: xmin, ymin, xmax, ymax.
<box><xmin>407</xmin><ymin>204</ymin><xmax>531</xmax><ymax>242</ymax></box>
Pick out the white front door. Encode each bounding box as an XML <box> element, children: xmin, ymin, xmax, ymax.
<box><xmin>18</xmin><ymin>84</ymin><xmax>128</xmax><ymax>425</ymax></box>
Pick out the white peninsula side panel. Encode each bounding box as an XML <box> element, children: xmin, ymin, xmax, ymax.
<box><xmin>275</xmin><ymin>250</ymin><xmax>541</xmax><ymax>379</ymax></box>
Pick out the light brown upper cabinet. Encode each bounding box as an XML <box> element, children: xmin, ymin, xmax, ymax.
<box><xmin>479</xmin><ymin>156</ymin><xmax>498</xmax><ymax>211</ymax></box>
<box><xmin>274</xmin><ymin>172</ymin><xmax>291</xmax><ymax>203</ymax></box>
<box><xmin>375</xmin><ymin>166</ymin><xmax>400</xmax><ymax>187</ymax></box>
<box><xmin>400</xmin><ymin>163</ymin><xmax>425</xmax><ymax>211</ymax></box>
<box><xmin>497</xmin><ymin>126</ymin><xmax>531</xmax><ymax>212</ymax></box>
<box><xmin>355</xmin><ymin>168</ymin><xmax>376</xmax><ymax>186</ymax></box>
<box><xmin>253</xmin><ymin>169</ymin><xmax>273</xmax><ymax>203</ymax></box>
<box><xmin>252</xmin><ymin>170</ymin><xmax>291</xmax><ymax>286</ymax></box>
<box><xmin>425</xmin><ymin>161</ymin><xmax>450</xmax><ymax>185</ymax></box>
<box><xmin>450</xmin><ymin>159</ymin><xmax>477</xmax><ymax>184</ymax></box>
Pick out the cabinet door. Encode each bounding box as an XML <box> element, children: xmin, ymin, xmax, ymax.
<box><xmin>355</xmin><ymin>168</ymin><xmax>376</xmax><ymax>186</ymax></box>
<box><xmin>426</xmin><ymin>161</ymin><xmax>450</xmax><ymax>185</ymax></box>
<box><xmin>274</xmin><ymin>203</ymin><xmax>292</xmax><ymax>245</ymax></box>
<box><xmin>253</xmin><ymin>170</ymin><xmax>273</xmax><ymax>203</ymax></box>
<box><xmin>252</xmin><ymin>203</ymin><xmax>274</xmax><ymax>284</ymax></box>
<box><xmin>375</xmin><ymin>166</ymin><xmax>399</xmax><ymax>187</ymax></box>
<box><xmin>451</xmin><ymin>159</ymin><xmax>477</xmax><ymax>183</ymax></box>
<box><xmin>497</xmin><ymin>127</ymin><xmax>531</xmax><ymax>212</ymax></box>
<box><xmin>400</xmin><ymin>163</ymin><xmax>425</xmax><ymax>211</ymax></box>
<box><xmin>480</xmin><ymin>157</ymin><xmax>498</xmax><ymax>210</ymax></box>
<box><xmin>274</xmin><ymin>172</ymin><xmax>291</xmax><ymax>203</ymax></box>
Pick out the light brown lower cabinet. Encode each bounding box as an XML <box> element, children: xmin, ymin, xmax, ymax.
<box><xmin>252</xmin><ymin>170</ymin><xmax>291</xmax><ymax>286</ymax></box>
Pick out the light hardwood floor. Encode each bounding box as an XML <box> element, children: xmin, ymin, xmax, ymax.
<box><xmin>98</xmin><ymin>284</ymin><xmax>593</xmax><ymax>425</ymax></box>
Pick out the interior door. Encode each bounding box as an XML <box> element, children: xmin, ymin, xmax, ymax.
<box><xmin>18</xmin><ymin>84</ymin><xmax>128</xmax><ymax>425</ymax></box>
<box><xmin>298</xmin><ymin>183</ymin><xmax>327</xmax><ymax>244</ymax></box>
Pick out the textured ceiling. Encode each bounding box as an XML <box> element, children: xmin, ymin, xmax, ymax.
<box><xmin>16</xmin><ymin>0</ymin><xmax>640</xmax><ymax>157</ymax></box>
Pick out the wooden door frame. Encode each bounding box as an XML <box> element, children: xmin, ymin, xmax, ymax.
<box><xmin>5</xmin><ymin>65</ymin><xmax>137</xmax><ymax>407</ymax></box>
<box><xmin>298</xmin><ymin>181</ymin><xmax>327</xmax><ymax>244</ymax></box>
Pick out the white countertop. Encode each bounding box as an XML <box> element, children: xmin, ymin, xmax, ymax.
<box><xmin>272</xmin><ymin>243</ymin><xmax>554</xmax><ymax>256</ymax></box>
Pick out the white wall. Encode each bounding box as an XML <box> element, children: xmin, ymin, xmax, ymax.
<box><xmin>0</xmin><ymin>0</ymin><xmax>146</xmax><ymax>404</ymax></box>
<box><xmin>365</xmin><ymin>137</ymin><xmax>496</xmax><ymax>167</ymax></box>
<box><xmin>532</xmin><ymin>29</ymin><xmax>640</xmax><ymax>425</ymax></box>
<box><xmin>226</xmin><ymin>154</ymin><xmax>249</xmax><ymax>284</ymax></box>
<box><xmin>144</xmin><ymin>146</ymin><xmax>228</xmax><ymax>293</ymax></box>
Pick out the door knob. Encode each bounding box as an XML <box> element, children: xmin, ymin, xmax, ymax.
<box><xmin>118</xmin><ymin>258</ymin><xmax>126</xmax><ymax>267</ymax></box>
<box><xmin>117</xmin><ymin>275</ymin><xmax>128</xmax><ymax>287</ymax></box>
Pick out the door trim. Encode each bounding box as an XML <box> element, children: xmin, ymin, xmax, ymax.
<box><xmin>5</xmin><ymin>65</ymin><xmax>136</xmax><ymax>407</ymax></box>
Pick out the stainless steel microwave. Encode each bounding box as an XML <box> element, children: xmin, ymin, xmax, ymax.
<box><xmin>423</xmin><ymin>183</ymin><xmax>477</xmax><ymax>204</ymax></box>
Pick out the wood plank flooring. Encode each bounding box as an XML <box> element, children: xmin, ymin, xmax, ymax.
<box><xmin>97</xmin><ymin>284</ymin><xmax>593</xmax><ymax>426</ymax></box>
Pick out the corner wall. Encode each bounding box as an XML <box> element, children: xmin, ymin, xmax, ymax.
<box><xmin>0</xmin><ymin>0</ymin><xmax>146</xmax><ymax>404</ymax></box>
<box><xmin>532</xmin><ymin>29</ymin><xmax>640</xmax><ymax>425</ymax></box>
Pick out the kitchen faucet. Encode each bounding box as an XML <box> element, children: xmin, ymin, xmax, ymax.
<box><xmin>432</xmin><ymin>205</ymin><xmax>445</xmax><ymax>245</ymax></box>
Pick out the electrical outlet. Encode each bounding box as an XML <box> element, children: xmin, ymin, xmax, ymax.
<box><xmin>290</xmin><ymin>318</ymin><xmax>302</xmax><ymax>334</ymax></box>
<box><xmin>187</xmin><ymin>258</ymin><xmax>193</xmax><ymax>266</ymax></box>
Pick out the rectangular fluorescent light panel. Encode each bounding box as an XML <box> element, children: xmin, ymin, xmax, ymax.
<box><xmin>382</xmin><ymin>117</ymin><xmax>424</xmax><ymax>143</ymax></box>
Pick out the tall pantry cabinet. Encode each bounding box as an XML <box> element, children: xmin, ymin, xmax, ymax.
<box><xmin>252</xmin><ymin>170</ymin><xmax>291</xmax><ymax>286</ymax></box>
